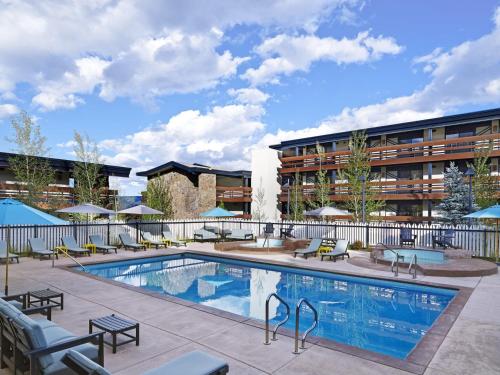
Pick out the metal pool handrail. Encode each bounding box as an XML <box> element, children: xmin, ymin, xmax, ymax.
<box><xmin>294</xmin><ymin>298</ymin><xmax>318</xmax><ymax>354</ymax></box>
<box><xmin>264</xmin><ymin>293</ymin><xmax>290</xmax><ymax>345</ymax></box>
<box><xmin>377</xmin><ymin>243</ymin><xmax>405</xmax><ymax>277</ymax></box>
<box><xmin>408</xmin><ymin>254</ymin><xmax>417</xmax><ymax>279</ymax></box>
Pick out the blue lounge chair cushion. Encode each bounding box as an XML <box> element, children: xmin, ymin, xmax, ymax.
<box><xmin>0</xmin><ymin>297</ymin><xmax>22</xmax><ymax>319</ymax></box>
<box><xmin>143</xmin><ymin>351</ymin><xmax>228</xmax><ymax>375</ymax></box>
<box><xmin>45</xmin><ymin>345</ymin><xmax>100</xmax><ymax>375</ymax></box>
<box><xmin>63</xmin><ymin>350</ymin><xmax>111</xmax><ymax>375</ymax></box>
<box><xmin>13</xmin><ymin>313</ymin><xmax>53</xmax><ymax>367</ymax></box>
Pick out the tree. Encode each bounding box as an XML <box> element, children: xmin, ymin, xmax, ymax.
<box><xmin>438</xmin><ymin>162</ymin><xmax>478</xmax><ymax>225</ymax></box>
<box><xmin>72</xmin><ymin>132</ymin><xmax>105</xmax><ymax>205</ymax></box>
<box><xmin>338</xmin><ymin>131</ymin><xmax>383</xmax><ymax>222</ymax></box>
<box><xmin>252</xmin><ymin>178</ymin><xmax>267</xmax><ymax>221</ymax></box>
<box><xmin>468</xmin><ymin>145</ymin><xmax>497</xmax><ymax>209</ymax></box>
<box><xmin>144</xmin><ymin>175</ymin><xmax>173</xmax><ymax>220</ymax></box>
<box><xmin>308</xmin><ymin>142</ymin><xmax>331</xmax><ymax>209</ymax></box>
<box><xmin>6</xmin><ymin>111</ymin><xmax>55</xmax><ymax>208</ymax></box>
<box><xmin>290</xmin><ymin>172</ymin><xmax>304</xmax><ymax>221</ymax></box>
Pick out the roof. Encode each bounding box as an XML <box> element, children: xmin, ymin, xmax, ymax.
<box><xmin>136</xmin><ymin>161</ymin><xmax>251</xmax><ymax>178</ymax></box>
<box><xmin>0</xmin><ymin>152</ymin><xmax>131</xmax><ymax>178</ymax></box>
<box><xmin>270</xmin><ymin>107</ymin><xmax>500</xmax><ymax>150</ymax></box>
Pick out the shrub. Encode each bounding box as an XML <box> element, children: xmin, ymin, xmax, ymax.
<box><xmin>350</xmin><ymin>240</ymin><xmax>364</xmax><ymax>250</ymax></box>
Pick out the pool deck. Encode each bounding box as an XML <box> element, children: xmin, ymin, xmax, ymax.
<box><xmin>2</xmin><ymin>244</ymin><xmax>499</xmax><ymax>374</ymax></box>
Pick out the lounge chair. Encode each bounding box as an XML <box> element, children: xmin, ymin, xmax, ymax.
<box><xmin>0</xmin><ymin>298</ymin><xmax>103</xmax><ymax>375</ymax></box>
<box><xmin>280</xmin><ymin>224</ymin><xmax>295</xmax><ymax>239</ymax></box>
<box><xmin>432</xmin><ymin>229</ymin><xmax>458</xmax><ymax>249</ymax></box>
<box><xmin>28</xmin><ymin>238</ymin><xmax>58</xmax><ymax>260</ymax></box>
<box><xmin>61</xmin><ymin>236</ymin><xmax>91</xmax><ymax>257</ymax></box>
<box><xmin>141</xmin><ymin>232</ymin><xmax>166</xmax><ymax>249</ymax></box>
<box><xmin>399</xmin><ymin>228</ymin><xmax>417</xmax><ymax>247</ymax></box>
<box><xmin>0</xmin><ymin>240</ymin><xmax>20</xmax><ymax>263</ymax></box>
<box><xmin>293</xmin><ymin>238</ymin><xmax>323</xmax><ymax>259</ymax></box>
<box><xmin>63</xmin><ymin>349</ymin><xmax>228</xmax><ymax>375</ymax></box>
<box><xmin>321</xmin><ymin>240</ymin><xmax>350</xmax><ymax>262</ymax></box>
<box><xmin>193</xmin><ymin>229</ymin><xmax>219</xmax><ymax>242</ymax></box>
<box><xmin>162</xmin><ymin>231</ymin><xmax>187</xmax><ymax>247</ymax></box>
<box><xmin>225</xmin><ymin>229</ymin><xmax>254</xmax><ymax>241</ymax></box>
<box><xmin>118</xmin><ymin>233</ymin><xmax>146</xmax><ymax>251</ymax></box>
<box><xmin>89</xmin><ymin>235</ymin><xmax>117</xmax><ymax>254</ymax></box>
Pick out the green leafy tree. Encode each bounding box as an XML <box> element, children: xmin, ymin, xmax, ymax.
<box><xmin>468</xmin><ymin>145</ymin><xmax>497</xmax><ymax>209</ymax></box>
<box><xmin>290</xmin><ymin>172</ymin><xmax>305</xmax><ymax>221</ymax></box>
<box><xmin>72</xmin><ymin>132</ymin><xmax>105</xmax><ymax>205</ymax></box>
<box><xmin>144</xmin><ymin>174</ymin><xmax>173</xmax><ymax>220</ymax></box>
<box><xmin>338</xmin><ymin>131</ymin><xmax>384</xmax><ymax>222</ymax></box>
<box><xmin>438</xmin><ymin>162</ymin><xmax>478</xmax><ymax>225</ymax></box>
<box><xmin>6</xmin><ymin>111</ymin><xmax>55</xmax><ymax>208</ymax></box>
<box><xmin>308</xmin><ymin>142</ymin><xmax>331</xmax><ymax>209</ymax></box>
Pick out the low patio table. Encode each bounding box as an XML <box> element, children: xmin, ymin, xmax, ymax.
<box><xmin>89</xmin><ymin>314</ymin><xmax>139</xmax><ymax>353</ymax></box>
<box><xmin>28</xmin><ymin>288</ymin><xmax>64</xmax><ymax>310</ymax></box>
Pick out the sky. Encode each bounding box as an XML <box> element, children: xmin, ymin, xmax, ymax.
<box><xmin>0</xmin><ymin>0</ymin><xmax>499</xmax><ymax>195</ymax></box>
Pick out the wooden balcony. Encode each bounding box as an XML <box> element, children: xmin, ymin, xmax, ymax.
<box><xmin>215</xmin><ymin>186</ymin><xmax>252</xmax><ymax>203</ymax></box>
<box><xmin>279</xmin><ymin>133</ymin><xmax>500</xmax><ymax>173</ymax></box>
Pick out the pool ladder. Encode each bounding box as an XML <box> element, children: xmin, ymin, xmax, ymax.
<box><xmin>264</xmin><ymin>293</ymin><xmax>318</xmax><ymax>354</ymax></box>
<box><xmin>408</xmin><ymin>254</ymin><xmax>417</xmax><ymax>279</ymax></box>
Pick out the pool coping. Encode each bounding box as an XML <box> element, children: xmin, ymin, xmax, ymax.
<box><xmin>62</xmin><ymin>250</ymin><xmax>473</xmax><ymax>375</ymax></box>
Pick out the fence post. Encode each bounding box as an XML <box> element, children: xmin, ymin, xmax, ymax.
<box><xmin>306</xmin><ymin>221</ymin><xmax>309</xmax><ymax>239</ymax></box>
<box><xmin>483</xmin><ymin>226</ymin><xmax>487</xmax><ymax>257</ymax></box>
<box><xmin>365</xmin><ymin>223</ymin><xmax>370</xmax><ymax>248</ymax></box>
<box><xmin>135</xmin><ymin>222</ymin><xmax>139</xmax><ymax>242</ymax></box>
<box><xmin>107</xmin><ymin>222</ymin><xmax>110</xmax><ymax>245</ymax></box>
<box><xmin>183</xmin><ymin>221</ymin><xmax>186</xmax><ymax>240</ymax></box>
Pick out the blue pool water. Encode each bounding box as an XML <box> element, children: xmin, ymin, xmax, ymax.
<box><xmin>384</xmin><ymin>249</ymin><xmax>446</xmax><ymax>264</ymax></box>
<box><xmin>83</xmin><ymin>254</ymin><xmax>456</xmax><ymax>359</ymax></box>
<box><xmin>241</xmin><ymin>238</ymin><xmax>284</xmax><ymax>248</ymax></box>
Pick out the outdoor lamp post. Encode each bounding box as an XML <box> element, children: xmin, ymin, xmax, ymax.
<box><xmin>465</xmin><ymin>167</ymin><xmax>475</xmax><ymax>214</ymax></box>
<box><xmin>359</xmin><ymin>175</ymin><xmax>366</xmax><ymax>223</ymax></box>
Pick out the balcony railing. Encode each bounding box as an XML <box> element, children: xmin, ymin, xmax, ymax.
<box><xmin>215</xmin><ymin>186</ymin><xmax>252</xmax><ymax>202</ymax></box>
<box><xmin>279</xmin><ymin>133</ymin><xmax>500</xmax><ymax>173</ymax></box>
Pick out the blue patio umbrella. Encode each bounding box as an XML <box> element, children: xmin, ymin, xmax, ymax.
<box><xmin>0</xmin><ymin>199</ymin><xmax>67</xmax><ymax>294</ymax></box>
<box><xmin>200</xmin><ymin>207</ymin><xmax>236</xmax><ymax>217</ymax></box>
<box><xmin>464</xmin><ymin>204</ymin><xmax>500</xmax><ymax>262</ymax></box>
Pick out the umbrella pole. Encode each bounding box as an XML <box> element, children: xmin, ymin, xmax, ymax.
<box><xmin>496</xmin><ymin>220</ymin><xmax>499</xmax><ymax>264</ymax></box>
<box><xmin>5</xmin><ymin>225</ymin><xmax>10</xmax><ymax>295</ymax></box>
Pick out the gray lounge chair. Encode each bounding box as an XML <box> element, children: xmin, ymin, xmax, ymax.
<box><xmin>0</xmin><ymin>240</ymin><xmax>20</xmax><ymax>263</ymax></box>
<box><xmin>29</xmin><ymin>238</ymin><xmax>58</xmax><ymax>260</ymax></box>
<box><xmin>0</xmin><ymin>298</ymin><xmax>103</xmax><ymax>375</ymax></box>
<box><xmin>61</xmin><ymin>236</ymin><xmax>91</xmax><ymax>257</ymax></box>
<box><xmin>194</xmin><ymin>229</ymin><xmax>219</xmax><ymax>242</ymax></box>
<box><xmin>225</xmin><ymin>229</ymin><xmax>254</xmax><ymax>241</ymax></box>
<box><xmin>141</xmin><ymin>232</ymin><xmax>166</xmax><ymax>249</ymax></box>
<box><xmin>118</xmin><ymin>233</ymin><xmax>146</xmax><ymax>251</ymax></box>
<box><xmin>162</xmin><ymin>231</ymin><xmax>187</xmax><ymax>247</ymax></box>
<box><xmin>293</xmin><ymin>238</ymin><xmax>323</xmax><ymax>259</ymax></box>
<box><xmin>63</xmin><ymin>349</ymin><xmax>228</xmax><ymax>375</ymax></box>
<box><xmin>89</xmin><ymin>235</ymin><xmax>117</xmax><ymax>254</ymax></box>
<box><xmin>321</xmin><ymin>240</ymin><xmax>350</xmax><ymax>261</ymax></box>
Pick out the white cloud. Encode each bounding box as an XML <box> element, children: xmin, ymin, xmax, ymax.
<box><xmin>0</xmin><ymin>104</ymin><xmax>19</xmax><ymax>118</ymax></box>
<box><xmin>228</xmin><ymin>88</ymin><xmax>270</xmax><ymax>104</ymax></box>
<box><xmin>243</xmin><ymin>31</ymin><xmax>403</xmax><ymax>85</ymax></box>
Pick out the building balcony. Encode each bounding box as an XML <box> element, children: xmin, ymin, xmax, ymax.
<box><xmin>279</xmin><ymin>133</ymin><xmax>500</xmax><ymax>173</ymax></box>
<box><xmin>215</xmin><ymin>186</ymin><xmax>252</xmax><ymax>203</ymax></box>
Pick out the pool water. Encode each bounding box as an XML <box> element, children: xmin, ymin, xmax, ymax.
<box><xmin>241</xmin><ymin>238</ymin><xmax>284</xmax><ymax>248</ymax></box>
<box><xmin>83</xmin><ymin>254</ymin><xmax>456</xmax><ymax>359</ymax></box>
<box><xmin>384</xmin><ymin>249</ymin><xmax>446</xmax><ymax>264</ymax></box>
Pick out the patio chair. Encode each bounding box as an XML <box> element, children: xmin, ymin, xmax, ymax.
<box><xmin>321</xmin><ymin>240</ymin><xmax>350</xmax><ymax>262</ymax></box>
<box><xmin>89</xmin><ymin>235</ymin><xmax>117</xmax><ymax>254</ymax></box>
<box><xmin>293</xmin><ymin>238</ymin><xmax>323</xmax><ymax>259</ymax></box>
<box><xmin>0</xmin><ymin>240</ymin><xmax>20</xmax><ymax>263</ymax></box>
<box><xmin>162</xmin><ymin>231</ymin><xmax>187</xmax><ymax>247</ymax></box>
<box><xmin>62</xmin><ymin>349</ymin><xmax>228</xmax><ymax>375</ymax></box>
<box><xmin>0</xmin><ymin>291</ymin><xmax>27</xmax><ymax>310</ymax></box>
<box><xmin>263</xmin><ymin>223</ymin><xmax>274</xmax><ymax>237</ymax></box>
<box><xmin>193</xmin><ymin>229</ymin><xmax>219</xmax><ymax>242</ymax></box>
<box><xmin>280</xmin><ymin>224</ymin><xmax>295</xmax><ymax>239</ymax></box>
<box><xmin>432</xmin><ymin>229</ymin><xmax>458</xmax><ymax>249</ymax></box>
<box><xmin>141</xmin><ymin>232</ymin><xmax>166</xmax><ymax>249</ymax></box>
<box><xmin>61</xmin><ymin>236</ymin><xmax>91</xmax><ymax>257</ymax></box>
<box><xmin>28</xmin><ymin>238</ymin><xmax>58</xmax><ymax>260</ymax></box>
<box><xmin>399</xmin><ymin>228</ymin><xmax>417</xmax><ymax>247</ymax></box>
<box><xmin>118</xmin><ymin>233</ymin><xmax>146</xmax><ymax>252</ymax></box>
<box><xmin>0</xmin><ymin>298</ymin><xmax>102</xmax><ymax>375</ymax></box>
<box><xmin>225</xmin><ymin>229</ymin><xmax>254</xmax><ymax>241</ymax></box>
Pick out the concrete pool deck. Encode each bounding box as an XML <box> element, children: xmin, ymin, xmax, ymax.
<box><xmin>1</xmin><ymin>244</ymin><xmax>499</xmax><ymax>374</ymax></box>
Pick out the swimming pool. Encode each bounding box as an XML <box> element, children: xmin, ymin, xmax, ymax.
<box><xmin>384</xmin><ymin>249</ymin><xmax>446</xmax><ymax>264</ymax></box>
<box><xmin>82</xmin><ymin>254</ymin><xmax>456</xmax><ymax>359</ymax></box>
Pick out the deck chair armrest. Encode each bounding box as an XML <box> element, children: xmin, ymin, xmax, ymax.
<box><xmin>27</xmin><ymin>331</ymin><xmax>104</xmax><ymax>359</ymax></box>
<box><xmin>2</xmin><ymin>293</ymin><xmax>27</xmax><ymax>308</ymax></box>
<box><xmin>23</xmin><ymin>304</ymin><xmax>54</xmax><ymax>320</ymax></box>
<box><xmin>244</xmin><ymin>234</ymin><xmax>253</xmax><ymax>239</ymax></box>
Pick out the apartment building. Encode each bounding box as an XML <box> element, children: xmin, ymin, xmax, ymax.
<box><xmin>0</xmin><ymin>152</ymin><xmax>131</xmax><ymax>207</ymax></box>
<box><xmin>270</xmin><ymin>108</ymin><xmax>500</xmax><ymax>222</ymax></box>
<box><xmin>136</xmin><ymin>161</ymin><xmax>251</xmax><ymax>219</ymax></box>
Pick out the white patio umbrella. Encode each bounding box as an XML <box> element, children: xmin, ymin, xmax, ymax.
<box><xmin>304</xmin><ymin>206</ymin><xmax>349</xmax><ymax>217</ymax></box>
<box><xmin>57</xmin><ymin>203</ymin><xmax>115</xmax><ymax>220</ymax></box>
<box><xmin>117</xmin><ymin>204</ymin><xmax>163</xmax><ymax>215</ymax></box>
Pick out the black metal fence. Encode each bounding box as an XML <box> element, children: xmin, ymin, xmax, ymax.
<box><xmin>0</xmin><ymin>219</ymin><xmax>497</xmax><ymax>257</ymax></box>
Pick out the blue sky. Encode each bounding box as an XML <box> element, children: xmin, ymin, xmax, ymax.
<box><xmin>0</xmin><ymin>0</ymin><xmax>499</xmax><ymax>194</ymax></box>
